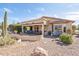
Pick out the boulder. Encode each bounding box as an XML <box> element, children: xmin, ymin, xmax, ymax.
<box><xmin>17</xmin><ymin>39</ymin><xmax>21</xmax><ymax>43</ymax></box>
<box><xmin>31</xmin><ymin>47</ymin><xmax>48</xmax><ymax>56</ymax></box>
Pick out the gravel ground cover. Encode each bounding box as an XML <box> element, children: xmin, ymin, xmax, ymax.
<box><xmin>0</xmin><ymin>34</ymin><xmax>79</xmax><ymax>56</ymax></box>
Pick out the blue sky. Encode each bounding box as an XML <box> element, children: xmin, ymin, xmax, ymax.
<box><xmin>0</xmin><ymin>3</ymin><xmax>79</xmax><ymax>25</ymax></box>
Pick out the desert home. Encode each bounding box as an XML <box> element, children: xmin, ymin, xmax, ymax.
<box><xmin>17</xmin><ymin>16</ymin><xmax>74</xmax><ymax>37</ymax></box>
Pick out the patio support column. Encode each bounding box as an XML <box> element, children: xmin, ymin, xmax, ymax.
<box><xmin>53</xmin><ymin>24</ymin><xmax>55</xmax><ymax>32</ymax></box>
<box><xmin>62</xmin><ymin>25</ymin><xmax>64</xmax><ymax>33</ymax></box>
<box><xmin>22</xmin><ymin>25</ymin><xmax>24</xmax><ymax>33</ymax></box>
<box><xmin>53</xmin><ymin>24</ymin><xmax>56</xmax><ymax>32</ymax></box>
<box><xmin>41</xmin><ymin>24</ymin><xmax>44</xmax><ymax>39</ymax></box>
<box><xmin>70</xmin><ymin>22</ymin><xmax>72</xmax><ymax>35</ymax></box>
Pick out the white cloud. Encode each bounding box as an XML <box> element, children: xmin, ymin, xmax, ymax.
<box><xmin>24</xmin><ymin>9</ymin><xmax>32</xmax><ymax>14</ymax></box>
<box><xmin>27</xmin><ymin>9</ymin><xmax>31</xmax><ymax>13</ymax></box>
<box><xmin>36</xmin><ymin>7</ymin><xmax>45</xmax><ymax>12</ymax></box>
<box><xmin>3</xmin><ymin>8</ymin><xmax>13</xmax><ymax>13</ymax></box>
<box><xmin>67</xmin><ymin>4</ymin><xmax>76</xmax><ymax>8</ymax></box>
<box><xmin>64</xmin><ymin>15</ymin><xmax>79</xmax><ymax>21</ymax></box>
<box><xmin>67</xmin><ymin>4</ymin><xmax>79</xmax><ymax>8</ymax></box>
<box><xmin>40</xmin><ymin>8</ymin><xmax>45</xmax><ymax>12</ymax></box>
<box><xmin>53</xmin><ymin>14</ymin><xmax>59</xmax><ymax>18</ymax></box>
<box><xmin>63</xmin><ymin>11</ymin><xmax>79</xmax><ymax>21</ymax></box>
<box><xmin>61</xmin><ymin>11</ymin><xmax>79</xmax><ymax>25</ymax></box>
<box><xmin>49</xmin><ymin>11</ymin><xmax>79</xmax><ymax>25</ymax></box>
<box><xmin>65</xmin><ymin>11</ymin><xmax>79</xmax><ymax>15</ymax></box>
<box><xmin>7</xmin><ymin>17</ymin><xmax>20</xmax><ymax>24</ymax></box>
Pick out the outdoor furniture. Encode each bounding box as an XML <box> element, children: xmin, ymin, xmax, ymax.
<box><xmin>44</xmin><ymin>31</ymin><xmax>48</xmax><ymax>36</ymax></box>
<box><xmin>26</xmin><ymin>30</ymin><xmax>34</xmax><ymax>34</ymax></box>
<box><xmin>48</xmin><ymin>31</ymin><xmax>51</xmax><ymax>36</ymax></box>
<box><xmin>51</xmin><ymin>31</ymin><xmax>62</xmax><ymax>37</ymax></box>
<box><xmin>34</xmin><ymin>30</ymin><xmax>42</xmax><ymax>35</ymax></box>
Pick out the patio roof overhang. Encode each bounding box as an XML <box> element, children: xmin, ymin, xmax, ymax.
<box><xmin>22</xmin><ymin>20</ymin><xmax>75</xmax><ymax>26</ymax></box>
<box><xmin>22</xmin><ymin>22</ymin><xmax>44</xmax><ymax>26</ymax></box>
<box><xmin>48</xmin><ymin>20</ymin><xmax>75</xmax><ymax>24</ymax></box>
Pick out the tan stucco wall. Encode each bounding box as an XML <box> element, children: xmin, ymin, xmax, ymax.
<box><xmin>25</xmin><ymin>22</ymin><xmax>73</xmax><ymax>35</ymax></box>
<box><xmin>46</xmin><ymin>24</ymin><xmax>52</xmax><ymax>32</ymax></box>
<box><xmin>66</xmin><ymin>22</ymin><xmax>73</xmax><ymax>34</ymax></box>
<box><xmin>46</xmin><ymin>22</ymin><xmax>73</xmax><ymax>33</ymax></box>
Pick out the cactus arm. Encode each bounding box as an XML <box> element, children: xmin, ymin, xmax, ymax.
<box><xmin>2</xmin><ymin>22</ymin><xmax>4</xmax><ymax>37</ymax></box>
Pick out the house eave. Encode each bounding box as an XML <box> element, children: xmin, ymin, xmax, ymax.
<box><xmin>20</xmin><ymin>16</ymin><xmax>75</xmax><ymax>25</ymax></box>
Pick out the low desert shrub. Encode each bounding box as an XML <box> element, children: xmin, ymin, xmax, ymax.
<box><xmin>0</xmin><ymin>34</ymin><xmax>16</xmax><ymax>46</ymax></box>
<box><xmin>3</xmin><ymin>34</ymin><xmax>16</xmax><ymax>45</ymax></box>
<box><xmin>59</xmin><ymin>33</ymin><xmax>73</xmax><ymax>44</ymax></box>
<box><xmin>0</xmin><ymin>38</ymin><xmax>5</xmax><ymax>46</ymax></box>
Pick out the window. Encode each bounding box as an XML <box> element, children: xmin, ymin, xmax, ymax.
<box><xmin>63</xmin><ymin>27</ymin><xmax>66</xmax><ymax>32</ymax></box>
<box><xmin>55</xmin><ymin>25</ymin><xmax>62</xmax><ymax>31</ymax></box>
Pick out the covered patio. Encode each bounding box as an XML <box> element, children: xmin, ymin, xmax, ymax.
<box><xmin>20</xmin><ymin>16</ymin><xmax>74</xmax><ymax>37</ymax></box>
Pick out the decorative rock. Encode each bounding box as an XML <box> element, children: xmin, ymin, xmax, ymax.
<box><xmin>31</xmin><ymin>47</ymin><xmax>48</xmax><ymax>56</ymax></box>
<box><xmin>17</xmin><ymin>39</ymin><xmax>21</xmax><ymax>43</ymax></box>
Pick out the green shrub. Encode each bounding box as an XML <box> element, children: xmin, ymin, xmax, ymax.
<box><xmin>59</xmin><ymin>33</ymin><xmax>73</xmax><ymax>44</ymax></box>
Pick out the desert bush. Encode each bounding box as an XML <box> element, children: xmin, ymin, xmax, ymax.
<box><xmin>0</xmin><ymin>34</ymin><xmax>16</xmax><ymax>46</ymax></box>
<box><xmin>0</xmin><ymin>38</ymin><xmax>5</xmax><ymax>46</ymax></box>
<box><xmin>67</xmin><ymin>29</ymin><xmax>71</xmax><ymax>34</ymax></box>
<box><xmin>3</xmin><ymin>34</ymin><xmax>16</xmax><ymax>45</ymax></box>
<box><xmin>59</xmin><ymin>33</ymin><xmax>73</xmax><ymax>44</ymax></box>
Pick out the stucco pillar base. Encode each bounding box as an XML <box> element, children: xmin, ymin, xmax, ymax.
<box><xmin>41</xmin><ymin>24</ymin><xmax>44</xmax><ymax>40</ymax></box>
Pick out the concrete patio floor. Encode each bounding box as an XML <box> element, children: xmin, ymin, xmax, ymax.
<box><xmin>0</xmin><ymin>34</ymin><xmax>79</xmax><ymax>56</ymax></box>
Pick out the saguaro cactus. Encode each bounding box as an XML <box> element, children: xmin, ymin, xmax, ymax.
<box><xmin>1</xmin><ymin>11</ymin><xmax>8</xmax><ymax>37</ymax></box>
<box><xmin>4</xmin><ymin>11</ymin><xmax>7</xmax><ymax>36</ymax></box>
<box><xmin>0</xmin><ymin>11</ymin><xmax>16</xmax><ymax>46</ymax></box>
